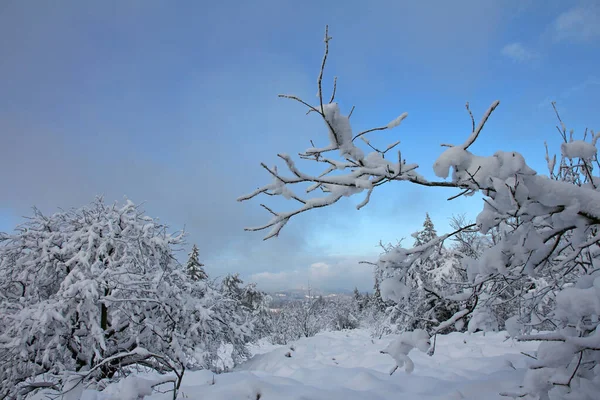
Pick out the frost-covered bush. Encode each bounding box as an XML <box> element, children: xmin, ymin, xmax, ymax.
<box><xmin>270</xmin><ymin>295</ymin><xmax>359</xmax><ymax>344</ymax></box>
<box><xmin>327</xmin><ymin>295</ymin><xmax>360</xmax><ymax>331</ymax></box>
<box><xmin>239</xmin><ymin>27</ymin><xmax>600</xmax><ymax>399</ymax></box>
<box><xmin>0</xmin><ymin>198</ymin><xmax>251</xmax><ymax>399</ymax></box>
<box><xmin>376</xmin><ymin>214</ymin><xmax>466</xmax><ymax>334</ymax></box>
<box><xmin>220</xmin><ymin>274</ymin><xmax>273</xmax><ymax>343</ymax></box>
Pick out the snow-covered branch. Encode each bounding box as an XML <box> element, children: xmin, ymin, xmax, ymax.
<box><xmin>238</xmin><ymin>28</ymin><xmax>499</xmax><ymax>240</ymax></box>
<box><xmin>240</xmin><ymin>27</ymin><xmax>600</xmax><ymax>398</ymax></box>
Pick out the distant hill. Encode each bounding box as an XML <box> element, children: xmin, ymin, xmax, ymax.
<box><xmin>267</xmin><ymin>288</ymin><xmax>354</xmax><ymax>307</ymax></box>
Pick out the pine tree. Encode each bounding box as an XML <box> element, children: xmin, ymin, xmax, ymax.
<box><xmin>186</xmin><ymin>244</ymin><xmax>208</xmax><ymax>281</ymax></box>
<box><xmin>412</xmin><ymin>212</ymin><xmax>438</xmax><ymax>247</ymax></box>
<box><xmin>221</xmin><ymin>273</ymin><xmax>244</xmax><ymax>300</ymax></box>
<box><xmin>404</xmin><ymin>213</ymin><xmax>461</xmax><ymax>332</ymax></box>
<box><xmin>353</xmin><ymin>287</ymin><xmax>364</xmax><ymax>312</ymax></box>
<box><xmin>372</xmin><ymin>278</ymin><xmax>387</xmax><ymax>312</ymax></box>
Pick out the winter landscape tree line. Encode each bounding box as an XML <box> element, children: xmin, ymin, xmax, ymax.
<box><xmin>0</xmin><ymin>200</ymin><xmax>487</xmax><ymax>399</ymax></box>
<box><xmin>1</xmin><ymin>26</ymin><xmax>599</xmax><ymax>400</ymax></box>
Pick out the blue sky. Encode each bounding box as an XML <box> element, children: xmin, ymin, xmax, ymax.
<box><xmin>0</xmin><ymin>0</ymin><xmax>598</xmax><ymax>291</ymax></box>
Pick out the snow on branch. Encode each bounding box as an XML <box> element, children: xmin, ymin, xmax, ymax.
<box><xmin>238</xmin><ymin>26</ymin><xmax>500</xmax><ymax>240</ymax></box>
<box><xmin>240</xmin><ymin>28</ymin><xmax>600</xmax><ymax>399</ymax></box>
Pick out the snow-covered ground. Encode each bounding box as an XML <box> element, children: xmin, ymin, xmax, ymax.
<box><xmin>109</xmin><ymin>329</ymin><xmax>538</xmax><ymax>400</ymax></box>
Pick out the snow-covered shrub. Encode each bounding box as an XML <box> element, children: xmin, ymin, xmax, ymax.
<box><xmin>270</xmin><ymin>295</ymin><xmax>359</xmax><ymax>344</ymax></box>
<box><xmin>380</xmin><ymin>329</ymin><xmax>431</xmax><ymax>374</ymax></box>
<box><xmin>219</xmin><ymin>274</ymin><xmax>273</xmax><ymax>343</ymax></box>
<box><xmin>0</xmin><ymin>198</ymin><xmax>251</xmax><ymax>399</ymax></box>
<box><xmin>270</xmin><ymin>297</ymin><xmax>328</xmax><ymax>344</ymax></box>
<box><xmin>378</xmin><ymin>214</ymin><xmax>465</xmax><ymax>334</ymax></box>
<box><xmin>239</xmin><ymin>27</ymin><xmax>600</xmax><ymax>398</ymax></box>
<box><xmin>326</xmin><ymin>295</ymin><xmax>360</xmax><ymax>331</ymax></box>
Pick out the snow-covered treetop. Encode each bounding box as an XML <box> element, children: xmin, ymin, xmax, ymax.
<box><xmin>412</xmin><ymin>213</ymin><xmax>438</xmax><ymax>247</ymax></box>
<box><xmin>187</xmin><ymin>243</ymin><xmax>208</xmax><ymax>281</ymax></box>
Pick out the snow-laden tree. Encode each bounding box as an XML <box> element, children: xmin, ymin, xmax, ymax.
<box><xmin>402</xmin><ymin>214</ymin><xmax>448</xmax><ymax>331</ymax></box>
<box><xmin>270</xmin><ymin>298</ymin><xmax>325</xmax><ymax>344</ymax></box>
<box><xmin>271</xmin><ymin>294</ymin><xmax>358</xmax><ymax>344</ymax></box>
<box><xmin>186</xmin><ymin>244</ymin><xmax>208</xmax><ymax>281</ymax></box>
<box><xmin>219</xmin><ymin>274</ymin><xmax>273</xmax><ymax>342</ymax></box>
<box><xmin>240</xmin><ymin>282</ymin><xmax>273</xmax><ymax>341</ymax></box>
<box><xmin>326</xmin><ymin>295</ymin><xmax>360</xmax><ymax>331</ymax></box>
<box><xmin>371</xmin><ymin>277</ymin><xmax>388</xmax><ymax>313</ymax></box>
<box><xmin>372</xmin><ymin>215</ymin><xmax>462</xmax><ymax>334</ymax></box>
<box><xmin>221</xmin><ymin>273</ymin><xmax>244</xmax><ymax>301</ymax></box>
<box><xmin>0</xmin><ymin>199</ymin><xmax>251</xmax><ymax>399</ymax></box>
<box><xmin>238</xmin><ymin>27</ymin><xmax>600</xmax><ymax>399</ymax></box>
<box><xmin>353</xmin><ymin>287</ymin><xmax>363</xmax><ymax>311</ymax></box>
<box><xmin>412</xmin><ymin>213</ymin><xmax>437</xmax><ymax>247</ymax></box>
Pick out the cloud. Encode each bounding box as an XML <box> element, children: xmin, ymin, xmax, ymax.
<box><xmin>553</xmin><ymin>3</ymin><xmax>600</xmax><ymax>42</ymax></box>
<box><xmin>537</xmin><ymin>77</ymin><xmax>600</xmax><ymax>111</ymax></box>
<box><xmin>0</xmin><ymin>0</ymin><xmax>522</xmax><ymax>293</ymax></box>
<box><xmin>501</xmin><ymin>42</ymin><xmax>538</xmax><ymax>63</ymax></box>
<box><xmin>562</xmin><ymin>77</ymin><xmax>600</xmax><ymax>99</ymax></box>
<box><xmin>249</xmin><ymin>256</ymin><xmax>376</xmax><ymax>293</ymax></box>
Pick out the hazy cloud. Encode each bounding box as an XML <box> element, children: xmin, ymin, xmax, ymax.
<box><xmin>537</xmin><ymin>77</ymin><xmax>600</xmax><ymax>111</ymax></box>
<box><xmin>249</xmin><ymin>255</ymin><xmax>376</xmax><ymax>292</ymax></box>
<box><xmin>553</xmin><ymin>3</ymin><xmax>600</xmax><ymax>42</ymax></box>
<box><xmin>501</xmin><ymin>43</ymin><xmax>538</xmax><ymax>63</ymax></box>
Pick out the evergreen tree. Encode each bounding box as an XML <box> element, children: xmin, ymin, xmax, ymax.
<box><xmin>412</xmin><ymin>212</ymin><xmax>438</xmax><ymax>247</ymax></box>
<box><xmin>372</xmin><ymin>277</ymin><xmax>387</xmax><ymax>312</ymax></box>
<box><xmin>221</xmin><ymin>273</ymin><xmax>244</xmax><ymax>300</ymax></box>
<box><xmin>240</xmin><ymin>282</ymin><xmax>273</xmax><ymax>341</ymax></box>
<box><xmin>380</xmin><ymin>214</ymin><xmax>453</xmax><ymax>332</ymax></box>
<box><xmin>186</xmin><ymin>244</ymin><xmax>208</xmax><ymax>281</ymax></box>
<box><xmin>353</xmin><ymin>287</ymin><xmax>364</xmax><ymax>312</ymax></box>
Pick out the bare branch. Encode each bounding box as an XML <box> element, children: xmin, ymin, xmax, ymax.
<box><xmin>465</xmin><ymin>102</ymin><xmax>475</xmax><ymax>132</ymax></box>
<box><xmin>348</xmin><ymin>105</ymin><xmax>355</xmax><ymax>119</ymax></box>
<box><xmin>318</xmin><ymin>25</ymin><xmax>331</xmax><ymax>116</ymax></box>
<box><xmin>278</xmin><ymin>94</ymin><xmax>321</xmax><ymax>115</ymax></box>
<box><xmin>329</xmin><ymin>76</ymin><xmax>337</xmax><ymax>103</ymax></box>
<box><xmin>447</xmin><ymin>188</ymin><xmax>473</xmax><ymax>201</ymax></box>
<box><xmin>462</xmin><ymin>100</ymin><xmax>500</xmax><ymax>150</ymax></box>
<box><xmin>551</xmin><ymin>101</ymin><xmax>568</xmax><ymax>143</ymax></box>
<box><xmin>353</xmin><ymin>125</ymin><xmax>389</xmax><ymax>142</ymax></box>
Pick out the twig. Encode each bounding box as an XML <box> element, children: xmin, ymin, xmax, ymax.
<box><xmin>462</xmin><ymin>100</ymin><xmax>500</xmax><ymax>150</ymax></box>
<box><xmin>329</xmin><ymin>76</ymin><xmax>337</xmax><ymax>103</ymax></box>
<box><xmin>353</xmin><ymin>125</ymin><xmax>389</xmax><ymax>142</ymax></box>
<box><xmin>278</xmin><ymin>94</ymin><xmax>320</xmax><ymax>114</ymax></box>
<box><xmin>551</xmin><ymin>101</ymin><xmax>568</xmax><ymax>143</ymax></box>
<box><xmin>465</xmin><ymin>102</ymin><xmax>475</xmax><ymax>133</ymax></box>
<box><xmin>318</xmin><ymin>25</ymin><xmax>331</xmax><ymax>116</ymax></box>
<box><xmin>348</xmin><ymin>105</ymin><xmax>355</xmax><ymax>119</ymax></box>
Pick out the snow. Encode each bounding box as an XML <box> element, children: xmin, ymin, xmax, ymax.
<box><xmin>380</xmin><ymin>276</ymin><xmax>410</xmax><ymax>303</ymax></box>
<box><xmin>433</xmin><ymin>148</ymin><xmax>536</xmax><ymax>187</ymax></box>
<box><xmin>560</xmin><ymin>140</ymin><xmax>597</xmax><ymax>160</ymax></box>
<box><xmin>86</xmin><ymin>329</ymin><xmax>539</xmax><ymax>400</ymax></box>
<box><xmin>322</xmin><ymin>102</ymin><xmax>364</xmax><ymax>161</ymax></box>
<box><xmin>381</xmin><ymin>329</ymin><xmax>430</xmax><ymax>373</ymax></box>
<box><xmin>386</xmin><ymin>112</ymin><xmax>408</xmax><ymax>129</ymax></box>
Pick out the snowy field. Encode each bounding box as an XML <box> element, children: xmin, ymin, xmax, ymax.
<box><xmin>86</xmin><ymin>329</ymin><xmax>539</xmax><ymax>400</ymax></box>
